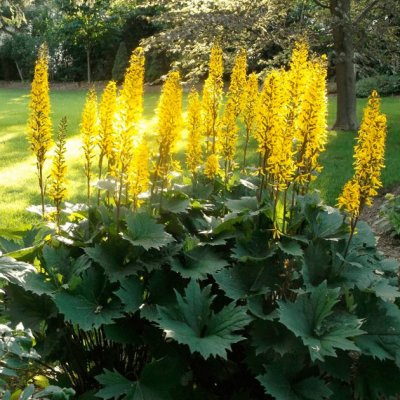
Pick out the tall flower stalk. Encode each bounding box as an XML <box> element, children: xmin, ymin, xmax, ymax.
<box><xmin>186</xmin><ymin>88</ymin><xmax>203</xmax><ymax>178</ymax></box>
<box><xmin>112</xmin><ymin>47</ymin><xmax>145</xmax><ymax>219</ymax></box>
<box><xmin>97</xmin><ymin>81</ymin><xmax>117</xmax><ymax>205</ymax></box>
<box><xmin>152</xmin><ymin>71</ymin><xmax>182</xmax><ymax>206</ymax></box>
<box><xmin>81</xmin><ymin>88</ymin><xmax>98</xmax><ymax>208</ymax></box>
<box><xmin>242</xmin><ymin>72</ymin><xmax>259</xmax><ymax>171</ymax></box>
<box><xmin>202</xmin><ymin>44</ymin><xmax>223</xmax><ymax>155</ymax></box>
<box><xmin>48</xmin><ymin>117</ymin><xmax>68</xmax><ymax>234</ymax></box>
<box><xmin>128</xmin><ymin>139</ymin><xmax>150</xmax><ymax>211</ymax></box>
<box><xmin>338</xmin><ymin>90</ymin><xmax>387</xmax><ymax>266</ymax></box>
<box><xmin>27</xmin><ymin>43</ymin><xmax>53</xmax><ymax>217</ymax></box>
<box><xmin>228</xmin><ymin>48</ymin><xmax>247</xmax><ymax>118</ymax></box>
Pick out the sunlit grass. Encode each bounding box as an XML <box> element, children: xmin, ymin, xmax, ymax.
<box><xmin>0</xmin><ymin>88</ymin><xmax>399</xmax><ymax>229</ymax></box>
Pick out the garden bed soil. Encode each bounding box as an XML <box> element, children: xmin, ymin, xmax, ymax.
<box><xmin>358</xmin><ymin>183</ymin><xmax>400</xmax><ymax>261</ymax></box>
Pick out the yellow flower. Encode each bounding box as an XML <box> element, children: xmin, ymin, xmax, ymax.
<box><xmin>186</xmin><ymin>88</ymin><xmax>203</xmax><ymax>174</ymax></box>
<box><xmin>202</xmin><ymin>44</ymin><xmax>223</xmax><ymax>154</ymax></box>
<box><xmin>81</xmin><ymin>88</ymin><xmax>98</xmax><ymax>202</ymax></box>
<box><xmin>154</xmin><ymin>71</ymin><xmax>182</xmax><ymax>187</ymax></box>
<box><xmin>98</xmin><ymin>81</ymin><xmax>117</xmax><ymax>166</ymax></box>
<box><xmin>48</xmin><ymin>117</ymin><xmax>68</xmax><ymax>232</ymax></box>
<box><xmin>294</xmin><ymin>54</ymin><xmax>328</xmax><ymax>188</ymax></box>
<box><xmin>204</xmin><ymin>154</ymin><xmax>221</xmax><ymax>179</ymax></box>
<box><xmin>27</xmin><ymin>42</ymin><xmax>53</xmax><ymax>216</ymax></box>
<box><xmin>337</xmin><ymin>179</ymin><xmax>361</xmax><ymax>219</ymax></box>
<box><xmin>228</xmin><ymin>48</ymin><xmax>247</xmax><ymax>117</ymax></box>
<box><xmin>219</xmin><ymin>97</ymin><xmax>238</xmax><ymax>168</ymax></box>
<box><xmin>128</xmin><ymin>139</ymin><xmax>150</xmax><ymax>210</ymax></box>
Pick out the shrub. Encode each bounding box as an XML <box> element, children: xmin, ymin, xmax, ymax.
<box><xmin>112</xmin><ymin>42</ymin><xmax>129</xmax><ymax>83</ymax></box>
<box><xmin>356</xmin><ymin>74</ymin><xmax>400</xmax><ymax>97</ymax></box>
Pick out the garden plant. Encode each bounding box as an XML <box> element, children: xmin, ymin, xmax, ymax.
<box><xmin>1</xmin><ymin>41</ymin><xmax>400</xmax><ymax>400</ymax></box>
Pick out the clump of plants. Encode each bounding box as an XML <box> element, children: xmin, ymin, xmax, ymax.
<box><xmin>1</xmin><ymin>41</ymin><xmax>400</xmax><ymax>400</ymax></box>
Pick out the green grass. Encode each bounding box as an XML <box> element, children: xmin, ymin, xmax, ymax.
<box><xmin>0</xmin><ymin>88</ymin><xmax>399</xmax><ymax>229</ymax></box>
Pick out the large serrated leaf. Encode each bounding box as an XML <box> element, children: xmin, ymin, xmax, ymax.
<box><xmin>311</xmin><ymin>206</ymin><xmax>344</xmax><ymax>239</ymax></box>
<box><xmin>0</xmin><ymin>256</ymin><xmax>36</xmax><ymax>284</ymax></box>
<box><xmin>54</xmin><ymin>268</ymin><xmax>123</xmax><ymax>331</ymax></box>
<box><xmin>225</xmin><ymin>197</ymin><xmax>258</xmax><ymax>213</ymax></box>
<box><xmin>85</xmin><ymin>243</ymin><xmax>140</xmax><ymax>283</ymax></box>
<box><xmin>356</xmin><ymin>297</ymin><xmax>400</xmax><ymax>364</ymax></box>
<box><xmin>96</xmin><ymin>357</ymin><xmax>182</xmax><ymax>400</ymax></box>
<box><xmin>170</xmin><ymin>246</ymin><xmax>228</xmax><ymax>280</ymax></box>
<box><xmin>156</xmin><ymin>280</ymin><xmax>253</xmax><ymax>359</ymax></box>
<box><xmin>257</xmin><ymin>356</ymin><xmax>332</xmax><ymax>400</ymax></box>
<box><xmin>214</xmin><ymin>263</ymin><xmax>270</xmax><ymax>301</ymax></box>
<box><xmin>114</xmin><ymin>275</ymin><xmax>144</xmax><ymax>313</ymax></box>
<box><xmin>278</xmin><ymin>281</ymin><xmax>365</xmax><ymax>361</ymax></box>
<box><xmin>122</xmin><ymin>212</ymin><xmax>174</xmax><ymax>250</ymax></box>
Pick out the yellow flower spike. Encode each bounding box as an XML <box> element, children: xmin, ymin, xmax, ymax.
<box><xmin>204</xmin><ymin>154</ymin><xmax>221</xmax><ymax>180</ymax></box>
<box><xmin>128</xmin><ymin>139</ymin><xmax>150</xmax><ymax>211</ymax></box>
<box><xmin>202</xmin><ymin>44</ymin><xmax>223</xmax><ymax>155</ymax></box>
<box><xmin>81</xmin><ymin>87</ymin><xmax>99</xmax><ymax>206</ymax></box>
<box><xmin>186</xmin><ymin>88</ymin><xmax>203</xmax><ymax>175</ymax></box>
<box><xmin>27</xmin><ymin>42</ymin><xmax>53</xmax><ymax>217</ymax></box>
<box><xmin>242</xmin><ymin>72</ymin><xmax>259</xmax><ymax>171</ymax></box>
<box><xmin>48</xmin><ymin>117</ymin><xmax>68</xmax><ymax>233</ymax></box>
<box><xmin>337</xmin><ymin>179</ymin><xmax>361</xmax><ymax>220</ymax></box>
<box><xmin>294</xmin><ymin>54</ymin><xmax>328</xmax><ymax>192</ymax></box>
<box><xmin>228</xmin><ymin>48</ymin><xmax>247</xmax><ymax>118</ymax></box>
<box><xmin>98</xmin><ymin>81</ymin><xmax>117</xmax><ymax>167</ymax></box>
<box><xmin>353</xmin><ymin>90</ymin><xmax>387</xmax><ymax>208</ymax></box>
<box><xmin>153</xmin><ymin>71</ymin><xmax>182</xmax><ymax>193</ymax></box>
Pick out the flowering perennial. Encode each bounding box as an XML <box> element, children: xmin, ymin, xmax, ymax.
<box><xmin>202</xmin><ymin>44</ymin><xmax>223</xmax><ymax>154</ymax></box>
<box><xmin>27</xmin><ymin>42</ymin><xmax>53</xmax><ymax>216</ymax></box>
<box><xmin>186</xmin><ymin>88</ymin><xmax>203</xmax><ymax>175</ymax></box>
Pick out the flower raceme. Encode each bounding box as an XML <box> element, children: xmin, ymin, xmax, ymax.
<box><xmin>186</xmin><ymin>88</ymin><xmax>203</xmax><ymax>175</ymax></box>
<box><xmin>154</xmin><ymin>71</ymin><xmax>183</xmax><ymax>189</ymax></box>
<box><xmin>228</xmin><ymin>48</ymin><xmax>247</xmax><ymax>118</ymax></box>
<box><xmin>338</xmin><ymin>91</ymin><xmax>387</xmax><ymax>219</ymax></box>
<box><xmin>27</xmin><ymin>43</ymin><xmax>53</xmax><ymax>216</ymax></box>
<box><xmin>204</xmin><ymin>154</ymin><xmax>221</xmax><ymax>180</ymax></box>
<box><xmin>202</xmin><ymin>44</ymin><xmax>223</xmax><ymax>154</ymax></box>
<box><xmin>81</xmin><ymin>88</ymin><xmax>99</xmax><ymax>204</ymax></box>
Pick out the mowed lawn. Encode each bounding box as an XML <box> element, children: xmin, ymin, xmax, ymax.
<box><xmin>0</xmin><ymin>87</ymin><xmax>399</xmax><ymax>229</ymax></box>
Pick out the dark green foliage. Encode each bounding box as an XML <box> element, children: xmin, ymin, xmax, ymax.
<box><xmin>356</xmin><ymin>74</ymin><xmax>400</xmax><ymax>97</ymax></box>
<box><xmin>112</xmin><ymin>42</ymin><xmax>129</xmax><ymax>83</ymax></box>
<box><xmin>2</xmin><ymin>182</ymin><xmax>400</xmax><ymax>399</ymax></box>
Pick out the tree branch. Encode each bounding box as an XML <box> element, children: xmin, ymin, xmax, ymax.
<box><xmin>311</xmin><ymin>0</ymin><xmax>329</xmax><ymax>9</ymax></box>
<box><xmin>354</xmin><ymin>0</ymin><xmax>380</xmax><ymax>25</ymax></box>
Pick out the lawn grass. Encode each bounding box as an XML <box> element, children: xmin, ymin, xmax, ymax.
<box><xmin>0</xmin><ymin>88</ymin><xmax>399</xmax><ymax>229</ymax></box>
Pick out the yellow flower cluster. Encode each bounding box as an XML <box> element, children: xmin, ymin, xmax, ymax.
<box><xmin>128</xmin><ymin>139</ymin><xmax>150</xmax><ymax>210</ymax></box>
<box><xmin>48</xmin><ymin>117</ymin><xmax>68</xmax><ymax>232</ymax></box>
<box><xmin>49</xmin><ymin>118</ymin><xmax>68</xmax><ymax>204</ymax></box>
<box><xmin>256</xmin><ymin>69</ymin><xmax>294</xmax><ymax>190</ymax></box>
<box><xmin>27</xmin><ymin>43</ymin><xmax>53</xmax><ymax>216</ymax></box>
<box><xmin>81</xmin><ymin>88</ymin><xmax>98</xmax><ymax>202</ymax></box>
<box><xmin>219</xmin><ymin>97</ymin><xmax>238</xmax><ymax>173</ymax></box>
<box><xmin>202</xmin><ymin>44</ymin><xmax>223</xmax><ymax>154</ymax></box>
<box><xmin>287</xmin><ymin>41</ymin><xmax>309</xmax><ymax>131</ymax></box>
<box><xmin>338</xmin><ymin>91</ymin><xmax>387</xmax><ymax>218</ymax></box>
<box><xmin>98</xmin><ymin>81</ymin><xmax>117</xmax><ymax>170</ymax></box>
<box><xmin>186</xmin><ymin>88</ymin><xmax>203</xmax><ymax>174</ymax></box>
<box><xmin>204</xmin><ymin>154</ymin><xmax>221</xmax><ymax>180</ymax></box>
<box><xmin>294</xmin><ymin>55</ymin><xmax>328</xmax><ymax>187</ymax></box>
<box><xmin>154</xmin><ymin>71</ymin><xmax>182</xmax><ymax>187</ymax></box>
<box><xmin>228</xmin><ymin>48</ymin><xmax>247</xmax><ymax>117</ymax></box>
<box><xmin>242</xmin><ymin>72</ymin><xmax>259</xmax><ymax>169</ymax></box>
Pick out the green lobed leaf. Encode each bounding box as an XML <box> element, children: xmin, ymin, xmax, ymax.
<box><xmin>122</xmin><ymin>211</ymin><xmax>174</xmax><ymax>250</ymax></box>
<box><xmin>54</xmin><ymin>268</ymin><xmax>124</xmax><ymax>331</ymax></box>
<box><xmin>114</xmin><ymin>275</ymin><xmax>144</xmax><ymax>314</ymax></box>
<box><xmin>156</xmin><ymin>280</ymin><xmax>253</xmax><ymax>359</ymax></box>
<box><xmin>277</xmin><ymin>239</ymin><xmax>304</xmax><ymax>257</ymax></box>
<box><xmin>214</xmin><ymin>263</ymin><xmax>270</xmax><ymax>301</ymax></box>
<box><xmin>85</xmin><ymin>243</ymin><xmax>140</xmax><ymax>283</ymax></box>
<box><xmin>278</xmin><ymin>281</ymin><xmax>365</xmax><ymax>361</ymax></box>
<box><xmin>170</xmin><ymin>246</ymin><xmax>229</xmax><ymax>280</ymax></box>
<box><xmin>0</xmin><ymin>256</ymin><xmax>36</xmax><ymax>284</ymax></box>
<box><xmin>225</xmin><ymin>197</ymin><xmax>258</xmax><ymax>213</ymax></box>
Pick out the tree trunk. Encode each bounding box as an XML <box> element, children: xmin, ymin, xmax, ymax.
<box><xmin>86</xmin><ymin>45</ymin><xmax>92</xmax><ymax>84</ymax></box>
<box><xmin>15</xmin><ymin>61</ymin><xmax>24</xmax><ymax>82</ymax></box>
<box><xmin>330</xmin><ymin>0</ymin><xmax>360</xmax><ymax>131</ymax></box>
